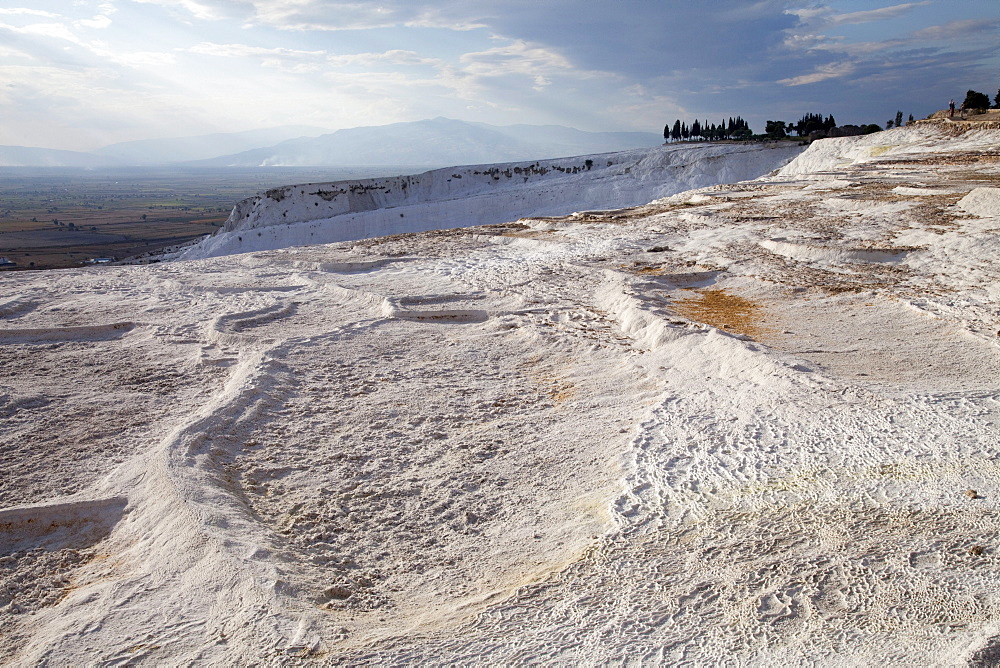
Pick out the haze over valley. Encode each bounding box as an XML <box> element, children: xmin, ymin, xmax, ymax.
<box><xmin>0</xmin><ymin>119</ymin><xmax>663</xmax><ymax>169</ymax></box>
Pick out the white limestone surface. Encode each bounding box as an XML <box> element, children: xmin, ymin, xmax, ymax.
<box><xmin>3</xmin><ymin>124</ymin><xmax>1000</xmax><ymax>665</ymax></box>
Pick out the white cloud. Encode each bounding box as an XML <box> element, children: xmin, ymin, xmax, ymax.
<box><xmin>780</xmin><ymin>2</ymin><xmax>944</xmax><ymax>60</ymax></box>
<box><xmin>242</xmin><ymin>1</ymin><xmax>490</xmax><ymax>32</ymax></box>
<box><xmin>827</xmin><ymin>2</ymin><xmax>930</xmax><ymax>27</ymax></box>
<box><xmin>128</xmin><ymin>0</ymin><xmax>224</xmax><ymax>21</ymax></box>
<box><xmin>77</xmin><ymin>15</ymin><xmax>113</xmax><ymax>29</ymax></box>
<box><xmin>402</xmin><ymin>7</ymin><xmax>486</xmax><ymax>31</ymax></box>
<box><xmin>188</xmin><ymin>41</ymin><xmax>327</xmax><ymax>73</ymax></box>
<box><xmin>189</xmin><ymin>41</ymin><xmax>325</xmax><ymax>59</ymax></box>
<box><xmin>532</xmin><ymin>75</ymin><xmax>550</xmax><ymax>92</ymax></box>
<box><xmin>778</xmin><ymin>60</ymin><xmax>856</xmax><ymax>86</ymax></box>
<box><xmin>9</xmin><ymin>21</ymin><xmax>81</xmax><ymax>43</ymax></box>
<box><xmin>305</xmin><ymin>39</ymin><xmax>589</xmax><ymax>105</ymax></box>
<box><xmin>820</xmin><ymin>41</ymin><xmax>898</xmax><ymax>56</ymax></box>
<box><xmin>324</xmin><ymin>50</ymin><xmax>441</xmax><ymax>68</ymax></box>
<box><xmin>784</xmin><ymin>7</ymin><xmax>832</xmax><ymax>24</ymax></box>
<box><xmin>783</xmin><ymin>14</ymin><xmax>999</xmax><ymax>58</ymax></box>
<box><xmin>786</xmin><ymin>2</ymin><xmax>930</xmax><ymax>29</ymax></box>
<box><xmin>783</xmin><ymin>32</ymin><xmax>839</xmax><ymax>50</ymax></box>
<box><xmin>248</xmin><ymin>1</ymin><xmax>400</xmax><ymax>31</ymax></box>
<box><xmin>92</xmin><ymin>0</ymin><xmax>485</xmax><ymax>32</ymax></box>
<box><xmin>0</xmin><ymin>44</ymin><xmax>34</xmax><ymax>60</ymax></box>
<box><xmin>0</xmin><ymin>16</ymin><xmax>175</xmax><ymax>71</ymax></box>
<box><xmin>0</xmin><ymin>8</ymin><xmax>61</xmax><ymax>18</ymax></box>
<box><xmin>912</xmin><ymin>18</ymin><xmax>1000</xmax><ymax>41</ymax></box>
<box><xmin>459</xmin><ymin>40</ymin><xmax>572</xmax><ymax>78</ymax></box>
<box><xmin>117</xmin><ymin>51</ymin><xmax>178</xmax><ymax>67</ymax></box>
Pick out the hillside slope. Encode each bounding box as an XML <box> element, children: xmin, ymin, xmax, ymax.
<box><xmin>0</xmin><ymin>145</ymin><xmax>121</xmax><ymax>168</ymax></box>
<box><xmin>179</xmin><ymin>141</ymin><xmax>804</xmax><ymax>260</ymax></box>
<box><xmin>93</xmin><ymin>126</ymin><xmax>332</xmax><ymax>165</ymax></box>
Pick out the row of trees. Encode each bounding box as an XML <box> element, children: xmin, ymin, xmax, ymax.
<box><xmin>662</xmin><ymin>90</ymin><xmax>1000</xmax><ymax>145</ymax></box>
<box><xmin>793</xmin><ymin>113</ymin><xmax>835</xmax><ymax>136</ymax></box>
<box><xmin>664</xmin><ymin>113</ymin><xmax>863</xmax><ymax>142</ymax></box>
<box><xmin>767</xmin><ymin>113</ymin><xmax>886</xmax><ymax>137</ymax></box>
<box><xmin>961</xmin><ymin>89</ymin><xmax>999</xmax><ymax>111</ymax></box>
<box><xmin>663</xmin><ymin>86</ymin><xmax>999</xmax><ymax>145</ymax></box>
<box><xmin>757</xmin><ymin>110</ymin><xmax>917</xmax><ymax>139</ymax></box>
<box><xmin>764</xmin><ymin>114</ymin><xmax>849</xmax><ymax>139</ymax></box>
<box><xmin>663</xmin><ymin>117</ymin><xmax>752</xmax><ymax>142</ymax></box>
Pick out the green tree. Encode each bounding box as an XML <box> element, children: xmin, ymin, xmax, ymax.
<box><xmin>894</xmin><ymin>110</ymin><xmax>903</xmax><ymax>128</ymax></box>
<box><xmin>963</xmin><ymin>90</ymin><xmax>990</xmax><ymax>111</ymax></box>
<box><xmin>795</xmin><ymin>113</ymin><xmax>826</xmax><ymax>136</ymax></box>
<box><xmin>765</xmin><ymin>120</ymin><xmax>787</xmax><ymax>138</ymax></box>
<box><xmin>994</xmin><ymin>89</ymin><xmax>1000</xmax><ymax>109</ymax></box>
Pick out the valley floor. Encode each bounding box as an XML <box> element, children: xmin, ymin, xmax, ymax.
<box><xmin>2</xmin><ymin>123</ymin><xmax>1000</xmax><ymax>664</ymax></box>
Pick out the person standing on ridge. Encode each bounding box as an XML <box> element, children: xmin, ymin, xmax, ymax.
<box><xmin>950</xmin><ymin>99</ymin><xmax>955</xmax><ymax>118</ymax></box>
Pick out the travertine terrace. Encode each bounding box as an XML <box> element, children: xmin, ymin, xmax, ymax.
<box><xmin>3</xmin><ymin>123</ymin><xmax>1000</xmax><ymax>665</ymax></box>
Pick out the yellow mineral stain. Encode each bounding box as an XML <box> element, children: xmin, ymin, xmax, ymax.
<box><xmin>672</xmin><ymin>288</ymin><xmax>771</xmax><ymax>340</ymax></box>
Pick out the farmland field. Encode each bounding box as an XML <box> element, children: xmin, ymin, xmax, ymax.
<box><xmin>0</xmin><ymin>167</ymin><xmax>415</xmax><ymax>269</ymax></box>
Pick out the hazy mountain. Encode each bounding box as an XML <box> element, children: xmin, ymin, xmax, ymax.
<box><xmin>467</xmin><ymin>121</ymin><xmax>664</xmax><ymax>156</ymax></box>
<box><xmin>190</xmin><ymin>118</ymin><xmax>663</xmax><ymax>167</ymax></box>
<box><xmin>93</xmin><ymin>125</ymin><xmax>332</xmax><ymax>165</ymax></box>
<box><xmin>2</xmin><ymin>120</ymin><xmax>662</xmax><ymax>168</ymax></box>
<box><xmin>0</xmin><ymin>145</ymin><xmax>121</xmax><ymax>168</ymax></box>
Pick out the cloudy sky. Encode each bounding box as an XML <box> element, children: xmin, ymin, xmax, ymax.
<box><xmin>2</xmin><ymin>0</ymin><xmax>997</xmax><ymax>151</ymax></box>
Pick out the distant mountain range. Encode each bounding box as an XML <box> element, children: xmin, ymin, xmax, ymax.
<box><xmin>190</xmin><ymin>118</ymin><xmax>663</xmax><ymax>167</ymax></box>
<box><xmin>0</xmin><ymin>145</ymin><xmax>121</xmax><ymax>168</ymax></box>
<box><xmin>92</xmin><ymin>126</ymin><xmax>331</xmax><ymax>165</ymax></box>
<box><xmin>0</xmin><ymin>119</ymin><xmax>662</xmax><ymax>168</ymax></box>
